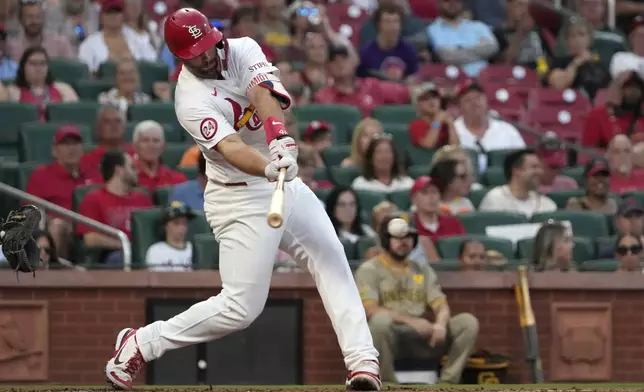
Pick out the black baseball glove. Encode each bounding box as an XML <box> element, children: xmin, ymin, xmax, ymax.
<box><xmin>1</xmin><ymin>205</ymin><xmax>42</xmax><ymax>276</ymax></box>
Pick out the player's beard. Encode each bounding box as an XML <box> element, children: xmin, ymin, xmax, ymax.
<box><xmin>388</xmin><ymin>247</ymin><xmax>410</xmax><ymax>261</ymax></box>
<box><xmin>185</xmin><ymin>56</ymin><xmax>222</xmax><ymax>79</ymax></box>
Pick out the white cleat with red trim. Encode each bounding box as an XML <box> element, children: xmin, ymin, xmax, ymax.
<box><xmin>346</xmin><ymin>360</ymin><xmax>382</xmax><ymax>391</ymax></box>
<box><xmin>105</xmin><ymin>328</ymin><xmax>145</xmax><ymax>390</ymax></box>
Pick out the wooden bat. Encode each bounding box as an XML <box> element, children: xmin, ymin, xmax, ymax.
<box><xmin>514</xmin><ymin>266</ymin><xmax>544</xmax><ymax>383</ymax></box>
<box><xmin>267</xmin><ymin>168</ymin><xmax>287</xmax><ymax>228</ymax></box>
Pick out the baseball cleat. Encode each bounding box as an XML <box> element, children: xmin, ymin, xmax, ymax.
<box><xmin>105</xmin><ymin>328</ymin><xmax>145</xmax><ymax>390</ymax></box>
<box><xmin>346</xmin><ymin>360</ymin><xmax>382</xmax><ymax>391</ymax></box>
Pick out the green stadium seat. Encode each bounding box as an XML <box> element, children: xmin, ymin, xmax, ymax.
<box><xmin>388</xmin><ymin>189</ymin><xmax>411</xmax><ymax>211</ymax></box>
<box><xmin>431</xmin><ymin>259</ymin><xmax>461</xmax><ymax>271</ymax></box>
<box><xmin>49</xmin><ymin>59</ymin><xmax>90</xmax><ymax>85</ymax></box>
<box><xmin>0</xmin><ymin>103</ymin><xmax>40</xmax><ymax>146</ymax></box>
<box><xmin>72</xmin><ymin>185</ymin><xmax>101</xmax><ymax>212</ymax></box>
<box><xmin>313</xmin><ymin>187</ymin><xmax>333</xmax><ymax>203</ymax></box>
<box><xmin>547</xmin><ymin>189</ymin><xmax>584</xmax><ymax>209</ymax></box>
<box><xmin>73</xmin><ymin>79</ymin><xmax>113</xmax><ymax>100</ymax></box>
<box><xmin>162</xmin><ymin>143</ymin><xmax>191</xmax><ymax>169</ymax></box>
<box><xmin>314</xmin><ymin>167</ymin><xmax>330</xmax><ymax>182</ymax></box>
<box><xmin>330</xmin><ymin>166</ymin><xmax>361</xmax><ymax>187</ymax></box>
<box><xmin>437</xmin><ymin>235</ymin><xmax>515</xmax><ymax>260</ymax></box>
<box><xmin>407</xmin><ymin>146</ymin><xmax>435</xmax><ymax>166</ymax></box>
<box><xmin>154</xmin><ymin>185</ymin><xmax>174</xmax><ymax>206</ymax></box>
<box><xmin>125</xmin><ymin>122</ymin><xmax>181</xmax><ymax>143</ymax></box>
<box><xmin>468</xmin><ymin>188</ymin><xmax>488</xmax><ymax>209</ymax></box>
<box><xmin>482</xmin><ymin>167</ymin><xmax>506</xmax><ymax>187</ymax></box>
<box><xmin>561</xmin><ymin>166</ymin><xmax>585</xmax><ymax>185</ymax></box>
<box><xmin>0</xmin><ymin>161</ymin><xmax>40</xmax><ymax>217</ymax></box>
<box><xmin>0</xmin><ymin>145</ymin><xmax>18</xmax><ymax>159</ymax></box>
<box><xmin>193</xmin><ymin>233</ymin><xmax>219</xmax><ymax>269</ymax></box>
<box><xmin>355</xmin><ymin>190</ymin><xmax>387</xmax><ymax>212</ymax></box>
<box><xmin>321</xmin><ymin>145</ymin><xmax>351</xmax><ymax>167</ymax></box>
<box><xmin>595</xmin><ymin>236</ymin><xmax>617</xmax><ymax>258</ymax></box>
<box><xmin>622</xmin><ymin>191</ymin><xmax>644</xmax><ymax>205</ymax></box>
<box><xmin>357</xmin><ymin>236</ymin><xmax>378</xmax><ymax>260</ymax></box>
<box><xmin>19</xmin><ymin>123</ymin><xmax>92</xmax><ymax>163</ymax></box>
<box><xmin>385</xmin><ymin>123</ymin><xmax>412</xmax><ymax>157</ymax></box>
<box><xmin>292</xmin><ymin>104</ymin><xmax>362</xmax><ymax>144</ymax></box>
<box><xmin>138</xmin><ymin>61</ymin><xmax>170</xmax><ymax>95</ymax></box>
<box><xmin>177</xmin><ymin>166</ymin><xmax>198</xmax><ymax>180</ymax></box>
<box><xmin>487</xmin><ymin>149</ymin><xmax>522</xmax><ymax>167</ymax></box>
<box><xmin>577</xmin><ymin>259</ymin><xmax>619</xmax><ymax>272</ymax></box>
<box><xmin>371</xmin><ymin>105</ymin><xmax>416</xmax><ymax>125</ymax></box>
<box><xmin>408</xmin><ymin>165</ymin><xmax>429</xmax><ymax>179</ymax></box>
<box><xmin>129</xmin><ymin>103</ymin><xmax>182</xmax><ymax>136</ymax></box>
<box><xmin>47</xmin><ymin>102</ymin><xmax>101</xmax><ymax>124</ymax></box>
<box><xmin>516</xmin><ymin>236</ymin><xmax>596</xmax><ymax>263</ymax></box>
<box><xmin>458</xmin><ymin>211</ymin><xmax>528</xmax><ymax>234</ymax></box>
<box><xmin>131</xmin><ymin>207</ymin><xmax>210</xmax><ymax>267</ymax></box>
<box><xmin>531</xmin><ymin>211</ymin><xmax>609</xmax><ymax>237</ymax></box>
<box><xmin>341</xmin><ymin>238</ymin><xmax>357</xmax><ymax>262</ymax></box>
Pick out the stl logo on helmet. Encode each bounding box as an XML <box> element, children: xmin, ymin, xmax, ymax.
<box><xmin>187</xmin><ymin>25</ymin><xmax>203</xmax><ymax>39</ymax></box>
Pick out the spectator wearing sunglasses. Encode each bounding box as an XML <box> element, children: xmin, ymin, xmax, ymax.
<box><xmin>429</xmin><ymin>159</ymin><xmax>475</xmax><ymax>215</ymax></box>
<box><xmin>614</xmin><ymin>233</ymin><xmax>643</xmax><ymax>272</ymax></box>
<box><xmin>409</xmin><ymin>83</ymin><xmax>459</xmax><ymax>150</ymax></box>
<box><xmin>352</xmin><ymin>135</ymin><xmax>414</xmax><ymax>193</ymax></box>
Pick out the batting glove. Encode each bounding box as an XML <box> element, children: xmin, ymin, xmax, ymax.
<box><xmin>264</xmin><ymin>154</ymin><xmax>298</xmax><ymax>182</ymax></box>
<box><xmin>265</xmin><ymin>116</ymin><xmax>298</xmax><ymax>161</ymax></box>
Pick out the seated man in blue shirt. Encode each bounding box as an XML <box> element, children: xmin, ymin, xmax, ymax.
<box><xmin>427</xmin><ymin>0</ymin><xmax>499</xmax><ymax>77</ymax></box>
<box><xmin>357</xmin><ymin>3</ymin><xmax>419</xmax><ymax>83</ymax></box>
<box><xmin>0</xmin><ymin>22</ymin><xmax>18</xmax><ymax>82</ymax></box>
<box><xmin>170</xmin><ymin>151</ymin><xmax>205</xmax><ymax>210</ymax></box>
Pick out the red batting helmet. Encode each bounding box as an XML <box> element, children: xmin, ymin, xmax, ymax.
<box><xmin>164</xmin><ymin>8</ymin><xmax>224</xmax><ymax>60</ymax></box>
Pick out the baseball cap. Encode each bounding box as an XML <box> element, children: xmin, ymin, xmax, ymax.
<box><xmin>617</xmin><ymin>198</ymin><xmax>644</xmax><ymax>216</ymax></box>
<box><xmin>303</xmin><ymin>120</ymin><xmax>330</xmax><ymax>141</ymax></box>
<box><xmin>409</xmin><ymin>176</ymin><xmax>437</xmax><ymax>198</ymax></box>
<box><xmin>163</xmin><ymin>201</ymin><xmax>196</xmax><ymax>223</ymax></box>
<box><xmin>53</xmin><ymin>124</ymin><xmax>83</xmax><ymax>144</ymax></box>
<box><xmin>328</xmin><ymin>45</ymin><xmax>350</xmax><ymax>62</ymax></box>
<box><xmin>584</xmin><ymin>157</ymin><xmax>610</xmax><ymax>177</ymax></box>
<box><xmin>101</xmin><ymin>0</ymin><xmax>124</xmax><ymax>12</ymax></box>
<box><xmin>455</xmin><ymin>79</ymin><xmax>484</xmax><ymax>99</ymax></box>
<box><xmin>412</xmin><ymin>82</ymin><xmax>440</xmax><ymax>105</ymax></box>
<box><xmin>538</xmin><ymin>148</ymin><xmax>566</xmax><ymax>168</ymax></box>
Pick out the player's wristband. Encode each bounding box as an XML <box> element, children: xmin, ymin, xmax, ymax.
<box><xmin>264</xmin><ymin>116</ymin><xmax>289</xmax><ymax>143</ymax></box>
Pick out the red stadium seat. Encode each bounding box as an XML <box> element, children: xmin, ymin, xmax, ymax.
<box><xmin>417</xmin><ymin>64</ymin><xmax>469</xmax><ymax>88</ymax></box>
<box><xmin>485</xmin><ymin>86</ymin><xmax>526</xmax><ymax>111</ymax></box>
<box><xmin>521</xmin><ymin>107</ymin><xmax>587</xmax><ymax>143</ymax></box>
<box><xmin>326</xmin><ymin>3</ymin><xmax>369</xmax><ymax>24</ymax></box>
<box><xmin>528</xmin><ymin>88</ymin><xmax>592</xmax><ymax>112</ymax></box>
<box><xmin>481</xmin><ymin>82</ymin><xmax>534</xmax><ymax>105</ymax></box>
<box><xmin>478</xmin><ymin>65</ymin><xmax>540</xmax><ymax>88</ymax></box>
<box><xmin>491</xmin><ymin>107</ymin><xmax>525</xmax><ymax>123</ymax></box>
<box><xmin>593</xmin><ymin>88</ymin><xmax>611</xmax><ymax>107</ymax></box>
<box><xmin>409</xmin><ymin>0</ymin><xmax>438</xmax><ymax>19</ymax></box>
<box><xmin>528</xmin><ymin>0</ymin><xmax>565</xmax><ymax>36</ymax></box>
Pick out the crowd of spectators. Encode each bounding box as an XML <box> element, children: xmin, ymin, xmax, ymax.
<box><xmin>0</xmin><ymin>0</ymin><xmax>643</xmax><ymax>274</ymax></box>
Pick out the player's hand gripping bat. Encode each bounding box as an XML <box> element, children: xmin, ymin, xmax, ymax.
<box><xmin>267</xmin><ymin>168</ymin><xmax>287</xmax><ymax>228</ymax></box>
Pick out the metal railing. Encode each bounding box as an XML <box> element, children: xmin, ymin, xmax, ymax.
<box><xmin>0</xmin><ymin>182</ymin><xmax>132</xmax><ymax>271</ymax></box>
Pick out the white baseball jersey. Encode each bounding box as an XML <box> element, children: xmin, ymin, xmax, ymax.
<box><xmin>174</xmin><ymin>37</ymin><xmax>291</xmax><ymax>185</ymax></box>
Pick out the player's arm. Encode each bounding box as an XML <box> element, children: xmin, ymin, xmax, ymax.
<box><xmin>424</xmin><ymin>265</ymin><xmax>451</xmax><ymax>328</ymax></box>
<box><xmin>239</xmin><ymin>38</ymin><xmax>296</xmax><ymax>159</ymax></box>
<box><xmin>216</xmin><ymin>134</ymin><xmax>269</xmax><ymax>177</ymax></box>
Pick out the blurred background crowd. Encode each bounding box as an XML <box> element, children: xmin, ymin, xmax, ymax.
<box><xmin>1</xmin><ymin>0</ymin><xmax>644</xmax><ymax>273</ymax></box>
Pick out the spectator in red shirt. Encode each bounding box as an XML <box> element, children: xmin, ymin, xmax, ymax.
<box><xmin>314</xmin><ymin>45</ymin><xmax>410</xmax><ymax>116</ymax></box>
<box><xmin>409</xmin><ymin>176</ymin><xmax>465</xmax><ymax>263</ymax></box>
<box><xmin>582</xmin><ymin>71</ymin><xmax>644</xmax><ymax>148</ymax></box>
<box><xmin>606</xmin><ymin>134</ymin><xmax>644</xmax><ymax>193</ymax></box>
<box><xmin>80</xmin><ymin>104</ymin><xmax>134</xmax><ymax>174</ymax></box>
<box><xmin>301</xmin><ymin>120</ymin><xmax>332</xmax><ymax>168</ymax></box>
<box><xmin>77</xmin><ymin>150</ymin><xmax>153</xmax><ymax>266</ymax></box>
<box><xmin>132</xmin><ymin>120</ymin><xmax>186</xmax><ymax>192</ymax></box>
<box><xmin>26</xmin><ymin>124</ymin><xmax>102</xmax><ymax>258</ymax></box>
<box><xmin>408</xmin><ymin>82</ymin><xmax>460</xmax><ymax>149</ymax></box>
<box><xmin>537</xmin><ymin>146</ymin><xmax>578</xmax><ymax>194</ymax></box>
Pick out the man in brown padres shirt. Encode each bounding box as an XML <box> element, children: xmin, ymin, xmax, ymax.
<box><xmin>355</xmin><ymin>214</ymin><xmax>479</xmax><ymax>384</ymax></box>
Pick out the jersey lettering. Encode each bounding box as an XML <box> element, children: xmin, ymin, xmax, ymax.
<box><xmin>225</xmin><ymin>98</ymin><xmax>262</xmax><ymax>131</ymax></box>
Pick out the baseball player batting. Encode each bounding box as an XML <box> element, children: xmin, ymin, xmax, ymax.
<box><xmin>105</xmin><ymin>8</ymin><xmax>381</xmax><ymax>391</ymax></box>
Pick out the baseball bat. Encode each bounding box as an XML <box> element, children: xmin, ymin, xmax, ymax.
<box><xmin>267</xmin><ymin>168</ymin><xmax>287</xmax><ymax>228</ymax></box>
<box><xmin>514</xmin><ymin>266</ymin><xmax>544</xmax><ymax>383</ymax></box>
